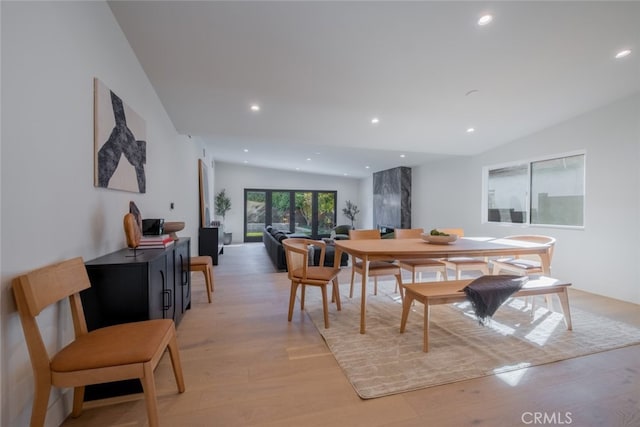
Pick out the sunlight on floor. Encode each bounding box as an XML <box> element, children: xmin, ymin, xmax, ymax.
<box><xmin>493</xmin><ymin>363</ymin><xmax>532</xmax><ymax>386</ymax></box>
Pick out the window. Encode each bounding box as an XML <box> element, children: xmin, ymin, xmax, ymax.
<box><xmin>484</xmin><ymin>152</ymin><xmax>585</xmax><ymax>227</ymax></box>
<box><xmin>244</xmin><ymin>189</ymin><xmax>337</xmax><ymax>242</ymax></box>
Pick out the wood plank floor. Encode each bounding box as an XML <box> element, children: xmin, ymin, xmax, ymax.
<box><xmin>63</xmin><ymin>243</ymin><xmax>640</xmax><ymax>427</ymax></box>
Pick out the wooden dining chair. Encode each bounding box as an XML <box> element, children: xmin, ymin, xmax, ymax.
<box><xmin>12</xmin><ymin>257</ymin><xmax>186</xmax><ymax>427</ymax></box>
<box><xmin>348</xmin><ymin>229</ymin><xmax>403</xmax><ymax>298</ymax></box>
<box><xmin>283</xmin><ymin>238</ymin><xmax>342</xmax><ymax>328</ymax></box>
<box><xmin>491</xmin><ymin>235</ymin><xmax>556</xmax><ymax>276</ymax></box>
<box><xmin>191</xmin><ymin>255</ymin><xmax>214</xmax><ymax>303</ymax></box>
<box><xmin>394</xmin><ymin>229</ymin><xmax>448</xmax><ymax>292</ymax></box>
<box><xmin>439</xmin><ymin>228</ymin><xmax>490</xmax><ymax>279</ymax></box>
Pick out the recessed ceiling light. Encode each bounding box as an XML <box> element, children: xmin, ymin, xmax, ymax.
<box><xmin>243</xmin><ymin>148</ymin><xmax>249</xmax><ymax>152</ymax></box>
<box><xmin>615</xmin><ymin>49</ymin><xmax>632</xmax><ymax>59</ymax></box>
<box><xmin>467</xmin><ymin>127</ymin><xmax>475</xmax><ymax>133</ymax></box>
<box><xmin>365</xmin><ymin>166</ymin><xmax>370</xmax><ymax>169</ymax></box>
<box><xmin>400</xmin><ymin>154</ymin><xmax>406</xmax><ymax>158</ymax></box>
<box><xmin>478</xmin><ymin>14</ymin><xmax>493</xmax><ymax>26</ymax></box>
<box><xmin>371</xmin><ymin>117</ymin><xmax>380</xmax><ymax>125</ymax></box>
<box><xmin>306</xmin><ymin>158</ymin><xmax>311</xmax><ymax>161</ymax></box>
<box><xmin>250</xmin><ymin>104</ymin><xmax>260</xmax><ymax>112</ymax></box>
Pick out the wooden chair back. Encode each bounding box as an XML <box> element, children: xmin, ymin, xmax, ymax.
<box><xmin>394</xmin><ymin>228</ymin><xmax>424</xmax><ymax>239</ymax></box>
<box><xmin>502</xmin><ymin>235</ymin><xmax>556</xmax><ymax>261</ymax></box>
<box><xmin>13</xmin><ymin>257</ymin><xmax>90</xmax><ymax>361</ymax></box>
<box><xmin>349</xmin><ymin>229</ymin><xmax>381</xmax><ymax>240</ymax></box>
<box><xmin>283</xmin><ymin>238</ymin><xmax>327</xmax><ymax>280</ymax></box>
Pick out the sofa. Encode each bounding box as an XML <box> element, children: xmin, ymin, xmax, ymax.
<box><xmin>263</xmin><ymin>225</ymin><xmax>348</xmax><ymax>271</ymax></box>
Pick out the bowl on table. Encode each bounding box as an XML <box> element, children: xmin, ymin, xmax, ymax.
<box><xmin>421</xmin><ymin>233</ymin><xmax>458</xmax><ymax>245</ymax></box>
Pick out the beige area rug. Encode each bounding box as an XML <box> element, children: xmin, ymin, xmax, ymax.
<box><xmin>302</xmin><ymin>281</ymin><xmax>640</xmax><ymax>399</ymax></box>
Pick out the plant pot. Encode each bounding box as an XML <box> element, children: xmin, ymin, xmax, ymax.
<box><xmin>223</xmin><ymin>232</ymin><xmax>232</xmax><ymax>245</ymax></box>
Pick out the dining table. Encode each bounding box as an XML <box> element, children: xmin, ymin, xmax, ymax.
<box><xmin>333</xmin><ymin>236</ymin><xmax>554</xmax><ymax>334</ymax></box>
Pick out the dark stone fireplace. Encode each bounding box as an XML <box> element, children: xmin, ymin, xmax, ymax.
<box><xmin>373</xmin><ymin>166</ymin><xmax>411</xmax><ymax>230</ymax></box>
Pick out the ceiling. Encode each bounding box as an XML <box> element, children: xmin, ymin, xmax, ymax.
<box><xmin>109</xmin><ymin>1</ymin><xmax>640</xmax><ymax>178</ymax></box>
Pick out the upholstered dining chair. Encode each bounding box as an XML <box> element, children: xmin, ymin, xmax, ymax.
<box><xmin>491</xmin><ymin>235</ymin><xmax>557</xmax><ymax>313</ymax></box>
<box><xmin>491</xmin><ymin>235</ymin><xmax>556</xmax><ymax>276</ymax></box>
<box><xmin>348</xmin><ymin>229</ymin><xmax>403</xmax><ymax>298</ymax></box>
<box><xmin>439</xmin><ymin>228</ymin><xmax>490</xmax><ymax>279</ymax></box>
<box><xmin>283</xmin><ymin>238</ymin><xmax>342</xmax><ymax>328</ymax></box>
<box><xmin>394</xmin><ymin>228</ymin><xmax>448</xmax><ymax>293</ymax></box>
<box><xmin>12</xmin><ymin>257</ymin><xmax>186</xmax><ymax>427</ymax></box>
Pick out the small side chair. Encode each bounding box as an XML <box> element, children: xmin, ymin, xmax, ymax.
<box><xmin>12</xmin><ymin>257</ymin><xmax>186</xmax><ymax>427</ymax></box>
<box><xmin>191</xmin><ymin>255</ymin><xmax>214</xmax><ymax>303</ymax></box>
<box><xmin>283</xmin><ymin>238</ymin><xmax>342</xmax><ymax>328</ymax></box>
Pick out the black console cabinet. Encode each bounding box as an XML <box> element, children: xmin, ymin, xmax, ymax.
<box><xmin>81</xmin><ymin>238</ymin><xmax>191</xmax><ymax>400</ymax></box>
<box><xmin>199</xmin><ymin>227</ymin><xmax>223</xmax><ymax>264</ymax></box>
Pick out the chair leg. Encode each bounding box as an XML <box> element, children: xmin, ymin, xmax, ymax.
<box><xmin>31</xmin><ymin>381</ymin><xmax>51</xmax><ymax>426</ymax></box>
<box><xmin>140</xmin><ymin>363</ymin><xmax>160</xmax><ymax>427</ymax></box>
<box><xmin>442</xmin><ymin>267</ymin><xmax>448</xmax><ymax>281</ymax></box>
<box><xmin>288</xmin><ymin>282</ymin><xmax>299</xmax><ymax>321</ymax></box>
<box><xmin>332</xmin><ymin>277</ymin><xmax>341</xmax><ymax>311</ymax></box>
<box><xmin>207</xmin><ymin>264</ymin><xmax>215</xmax><ymax>292</ymax></box>
<box><xmin>374</xmin><ymin>276</ymin><xmax>378</xmax><ymax>295</ymax></box>
<box><xmin>300</xmin><ymin>285</ymin><xmax>306</xmax><ymax>310</ymax></box>
<box><xmin>167</xmin><ymin>333</ymin><xmax>186</xmax><ymax>393</ymax></box>
<box><xmin>72</xmin><ymin>386</ymin><xmax>85</xmax><ymax>417</ymax></box>
<box><xmin>321</xmin><ymin>285</ymin><xmax>330</xmax><ymax>328</ymax></box>
<box><xmin>204</xmin><ymin>267</ymin><xmax>212</xmax><ymax>303</ymax></box>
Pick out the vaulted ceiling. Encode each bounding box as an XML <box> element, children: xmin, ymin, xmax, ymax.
<box><xmin>109</xmin><ymin>1</ymin><xmax>640</xmax><ymax>177</ymax></box>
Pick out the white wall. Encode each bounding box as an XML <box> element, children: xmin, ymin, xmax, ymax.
<box><xmin>1</xmin><ymin>2</ymin><xmax>206</xmax><ymax>426</ymax></box>
<box><xmin>213</xmin><ymin>162</ymin><xmax>362</xmax><ymax>241</ymax></box>
<box><xmin>413</xmin><ymin>93</ymin><xmax>640</xmax><ymax>303</ymax></box>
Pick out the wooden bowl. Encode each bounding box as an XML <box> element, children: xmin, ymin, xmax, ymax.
<box><xmin>421</xmin><ymin>233</ymin><xmax>458</xmax><ymax>244</ymax></box>
<box><xmin>164</xmin><ymin>221</ymin><xmax>185</xmax><ymax>240</ymax></box>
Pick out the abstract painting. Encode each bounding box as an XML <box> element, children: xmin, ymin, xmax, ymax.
<box><xmin>94</xmin><ymin>78</ymin><xmax>147</xmax><ymax>193</ymax></box>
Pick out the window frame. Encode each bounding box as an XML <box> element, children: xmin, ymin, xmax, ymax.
<box><xmin>482</xmin><ymin>150</ymin><xmax>586</xmax><ymax>229</ymax></box>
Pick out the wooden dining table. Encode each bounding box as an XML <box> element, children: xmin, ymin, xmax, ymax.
<box><xmin>333</xmin><ymin>236</ymin><xmax>554</xmax><ymax>334</ymax></box>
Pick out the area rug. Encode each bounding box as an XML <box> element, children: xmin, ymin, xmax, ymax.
<box><xmin>302</xmin><ymin>281</ymin><xmax>640</xmax><ymax>399</ymax></box>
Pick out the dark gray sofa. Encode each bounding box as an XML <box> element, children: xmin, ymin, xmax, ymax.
<box><xmin>263</xmin><ymin>225</ymin><xmax>348</xmax><ymax>271</ymax></box>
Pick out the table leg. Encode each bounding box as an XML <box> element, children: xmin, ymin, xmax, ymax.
<box><xmin>423</xmin><ymin>301</ymin><xmax>431</xmax><ymax>352</ymax></box>
<box><xmin>360</xmin><ymin>256</ymin><xmax>369</xmax><ymax>334</ymax></box>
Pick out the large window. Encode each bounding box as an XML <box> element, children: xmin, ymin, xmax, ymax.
<box><xmin>244</xmin><ymin>189</ymin><xmax>337</xmax><ymax>242</ymax></box>
<box><xmin>484</xmin><ymin>152</ymin><xmax>585</xmax><ymax>227</ymax></box>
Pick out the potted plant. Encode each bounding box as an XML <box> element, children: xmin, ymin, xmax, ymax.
<box><xmin>215</xmin><ymin>189</ymin><xmax>233</xmax><ymax>244</ymax></box>
<box><xmin>342</xmin><ymin>200</ymin><xmax>360</xmax><ymax>229</ymax></box>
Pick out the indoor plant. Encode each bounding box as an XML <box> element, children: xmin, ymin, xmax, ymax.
<box><xmin>215</xmin><ymin>189</ymin><xmax>233</xmax><ymax>244</ymax></box>
<box><xmin>342</xmin><ymin>200</ymin><xmax>360</xmax><ymax>228</ymax></box>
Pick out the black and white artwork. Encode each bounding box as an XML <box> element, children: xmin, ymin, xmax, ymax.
<box><xmin>94</xmin><ymin>78</ymin><xmax>146</xmax><ymax>193</ymax></box>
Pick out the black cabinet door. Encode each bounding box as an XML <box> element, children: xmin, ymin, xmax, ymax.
<box><xmin>174</xmin><ymin>239</ymin><xmax>191</xmax><ymax>323</ymax></box>
<box><xmin>148</xmin><ymin>254</ymin><xmax>175</xmax><ymax>320</ymax></box>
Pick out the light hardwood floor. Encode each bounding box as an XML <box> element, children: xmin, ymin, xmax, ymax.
<box><xmin>63</xmin><ymin>243</ymin><xmax>640</xmax><ymax>427</ymax></box>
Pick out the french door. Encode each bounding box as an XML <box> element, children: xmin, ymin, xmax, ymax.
<box><xmin>244</xmin><ymin>189</ymin><xmax>336</xmax><ymax>242</ymax></box>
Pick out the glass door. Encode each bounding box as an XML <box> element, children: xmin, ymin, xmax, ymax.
<box><xmin>245</xmin><ymin>190</ymin><xmax>266</xmax><ymax>242</ymax></box>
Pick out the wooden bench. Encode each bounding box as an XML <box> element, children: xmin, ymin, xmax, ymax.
<box><xmin>400</xmin><ymin>275</ymin><xmax>572</xmax><ymax>352</ymax></box>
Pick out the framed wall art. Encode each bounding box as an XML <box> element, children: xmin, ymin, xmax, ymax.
<box><xmin>94</xmin><ymin>78</ymin><xmax>147</xmax><ymax>193</ymax></box>
<box><xmin>198</xmin><ymin>159</ymin><xmax>212</xmax><ymax>227</ymax></box>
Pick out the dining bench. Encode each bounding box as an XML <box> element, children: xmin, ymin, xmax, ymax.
<box><xmin>400</xmin><ymin>275</ymin><xmax>572</xmax><ymax>352</ymax></box>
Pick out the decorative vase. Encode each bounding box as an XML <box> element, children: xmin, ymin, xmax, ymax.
<box><xmin>223</xmin><ymin>232</ymin><xmax>232</xmax><ymax>245</ymax></box>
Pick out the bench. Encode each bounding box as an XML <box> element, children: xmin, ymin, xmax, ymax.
<box><xmin>400</xmin><ymin>275</ymin><xmax>572</xmax><ymax>352</ymax></box>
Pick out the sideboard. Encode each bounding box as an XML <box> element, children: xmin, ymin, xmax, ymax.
<box><xmin>81</xmin><ymin>237</ymin><xmax>191</xmax><ymax>400</ymax></box>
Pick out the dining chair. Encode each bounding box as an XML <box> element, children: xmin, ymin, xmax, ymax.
<box><xmin>12</xmin><ymin>257</ymin><xmax>186</xmax><ymax>427</ymax></box>
<box><xmin>439</xmin><ymin>228</ymin><xmax>490</xmax><ymax>279</ymax></box>
<box><xmin>348</xmin><ymin>229</ymin><xmax>403</xmax><ymax>298</ymax></box>
<box><xmin>283</xmin><ymin>238</ymin><xmax>341</xmax><ymax>328</ymax></box>
<box><xmin>491</xmin><ymin>235</ymin><xmax>556</xmax><ymax>276</ymax></box>
<box><xmin>394</xmin><ymin>228</ymin><xmax>448</xmax><ymax>293</ymax></box>
<box><xmin>490</xmin><ymin>235</ymin><xmax>557</xmax><ymax>313</ymax></box>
